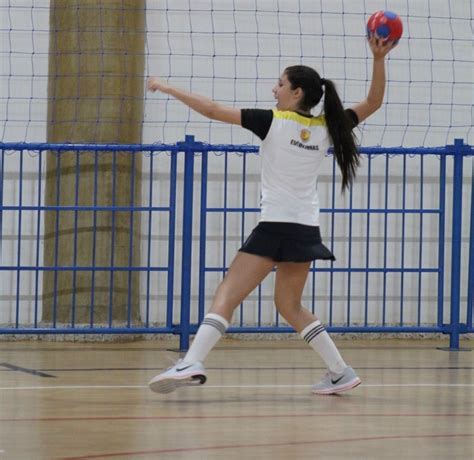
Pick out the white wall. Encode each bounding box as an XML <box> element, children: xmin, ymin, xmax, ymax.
<box><xmin>0</xmin><ymin>0</ymin><xmax>472</xmax><ymax>327</ymax></box>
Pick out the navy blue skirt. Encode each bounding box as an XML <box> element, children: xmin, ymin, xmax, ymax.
<box><xmin>239</xmin><ymin>222</ymin><xmax>335</xmax><ymax>263</ymax></box>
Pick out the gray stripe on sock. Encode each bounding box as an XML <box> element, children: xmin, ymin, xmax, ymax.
<box><xmin>202</xmin><ymin>318</ymin><xmax>227</xmax><ymax>335</ymax></box>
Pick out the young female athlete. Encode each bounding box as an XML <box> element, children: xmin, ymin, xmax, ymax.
<box><xmin>147</xmin><ymin>36</ymin><xmax>397</xmax><ymax>395</ymax></box>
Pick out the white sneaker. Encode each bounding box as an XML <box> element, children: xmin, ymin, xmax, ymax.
<box><xmin>148</xmin><ymin>360</ymin><xmax>207</xmax><ymax>394</ymax></box>
<box><xmin>311</xmin><ymin>366</ymin><xmax>361</xmax><ymax>395</ymax></box>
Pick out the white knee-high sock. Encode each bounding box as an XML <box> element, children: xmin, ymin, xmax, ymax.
<box><xmin>300</xmin><ymin>320</ymin><xmax>347</xmax><ymax>374</ymax></box>
<box><xmin>183</xmin><ymin>313</ymin><xmax>229</xmax><ymax>364</ymax></box>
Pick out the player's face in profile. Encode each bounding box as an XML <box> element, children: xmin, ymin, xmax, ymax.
<box><xmin>272</xmin><ymin>73</ymin><xmax>298</xmax><ymax>111</ymax></box>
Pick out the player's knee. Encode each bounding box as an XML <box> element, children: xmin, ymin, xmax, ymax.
<box><xmin>274</xmin><ymin>296</ymin><xmax>300</xmax><ymax>317</ymax></box>
<box><xmin>211</xmin><ymin>295</ymin><xmax>241</xmax><ymax>317</ymax></box>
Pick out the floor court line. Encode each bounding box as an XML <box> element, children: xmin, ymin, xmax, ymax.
<box><xmin>1</xmin><ymin>413</ymin><xmax>472</xmax><ymax>423</ymax></box>
<box><xmin>0</xmin><ymin>383</ymin><xmax>473</xmax><ymax>391</ymax></box>
<box><xmin>0</xmin><ymin>362</ymin><xmax>56</xmax><ymax>378</ymax></box>
<box><xmin>1</xmin><ymin>366</ymin><xmax>472</xmax><ymax>372</ymax></box>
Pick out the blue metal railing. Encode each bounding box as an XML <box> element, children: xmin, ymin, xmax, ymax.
<box><xmin>0</xmin><ymin>143</ymin><xmax>178</xmax><ymax>335</ymax></box>
<box><xmin>0</xmin><ymin>139</ymin><xmax>472</xmax><ymax>350</ymax></box>
<box><xmin>195</xmin><ymin>138</ymin><xmax>473</xmax><ymax>350</ymax></box>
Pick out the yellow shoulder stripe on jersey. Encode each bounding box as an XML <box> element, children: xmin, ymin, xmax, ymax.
<box><xmin>272</xmin><ymin>110</ymin><xmax>326</xmax><ymax>127</ymax></box>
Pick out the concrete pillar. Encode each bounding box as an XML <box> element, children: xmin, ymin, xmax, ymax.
<box><xmin>43</xmin><ymin>1</ymin><xmax>145</xmax><ymax>324</ymax></box>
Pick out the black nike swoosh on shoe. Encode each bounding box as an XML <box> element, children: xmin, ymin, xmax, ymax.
<box><xmin>176</xmin><ymin>365</ymin><xmax>193</xmax><ymax>372</ymax></box>
<box><xmin>331</xmin><ymin>376</ymin><xmax>344</xmax><ymax>384</ymax></box>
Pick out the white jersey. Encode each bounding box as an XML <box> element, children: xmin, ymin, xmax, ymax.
<box><xmin>259</xmin><ymin>110</ymin><xmax>330</xmax><ymax>226</ymax></box>
<box><xmin>241</xmin><ymin>108</ymin><xmax>357</xmax><ymax>227</ymax></box>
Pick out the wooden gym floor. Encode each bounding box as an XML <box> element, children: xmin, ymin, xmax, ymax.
<box><xmin>0</xmin><ymin>338</ymin><xmax>472</xmax><ymax>460</ymax></box>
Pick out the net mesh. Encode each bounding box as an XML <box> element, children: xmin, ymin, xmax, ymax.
<box><xmin>0</xmin><ymin>0</ymin><xmax>472</xmax><ymax>146</ymax></box>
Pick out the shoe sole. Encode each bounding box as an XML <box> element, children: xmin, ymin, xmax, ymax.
<box><xmin>149</xmin><ymin>373</ymin><xmax>207</xmax><ymax>394</ymax></box>
<box><xmin>311</xmin><ymin>377</ymin><xmax>361</xmax><ymax>395</ymax></box>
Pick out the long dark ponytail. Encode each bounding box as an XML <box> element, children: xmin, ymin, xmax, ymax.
<box><xmin>322</xmin><ymin>78</ymin><xmax>360</xmax><ymax>191</ymax></box>
<box><xmin>284</xmin><ymin>66</ymin><xmax>360</xmax><ymax>192</ymax></box>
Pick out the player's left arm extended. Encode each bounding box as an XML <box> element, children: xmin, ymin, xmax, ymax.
<box><xmin>147</xmin><ymin>77</ymin><xmax>241</xmax><ymax>125</ymax></box>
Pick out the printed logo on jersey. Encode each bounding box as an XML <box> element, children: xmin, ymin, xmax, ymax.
<box><xmin>300</xmin><ymin>129</ymin><xmax>311</xmax><ymax>142</ymax></box>
<box><xmin>290</xmin><ymin>139</ymin><xmax>320</xmax><ymax>150</ymax></box>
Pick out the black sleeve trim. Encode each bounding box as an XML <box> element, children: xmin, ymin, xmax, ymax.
<box><xmin>345</xmin><ymin>108</ymin><xmax>359</xmax><ymax>129</ymax></box>
<box><xmin>241</xmin><ymin>109</ymin><xmax>274</xmax><ymax>140</ymax></box>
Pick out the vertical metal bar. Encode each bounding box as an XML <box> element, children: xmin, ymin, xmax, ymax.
<box><xmin>400</xmin><ymin>154</ymin><xmax>407</xmax><ymax>326</ymax></box>
<box><xmin>34</xmin><ymin>150</ymin><xmax>43</xmax><ymax>328</ymax></box>
<box><xmin>235</xmin><ymin>152</ymin><xmax>247</xmax><ymax>327</ymax></box>
<box><xmin>145</xmin><ymin>152</ymin><xmax>153</xmax><ymax>328</ymax></box>
<box><xmin>239</xmin><ymin>152</ymin><xmax>245</xmax><ymax>326</ymax></box>
<box><xmin>382</xmin><ymin>154</ymin><xmax>389</xmax><ymax>326</ymax></box>
<box><xmin>167</xmin><ymin>151</ymin><xmax>177</xmax><ymax>329</ymax></box>
<box><xmin>198</xmin><ymin>151</ymin><xmax>208</xmax><ymax>321</ymax></box>
<box><xmin>52</xmin><ymin>151</ymin><xmax>61</xmax><ymax>328</ymax></box>
<box><xmin>90</xmin><ymin>150</ymin><xmax>99</xmax><ymax>327</ymax></box>
<box><xmin>71</xmin><ymin>150</ymin><xmax>80</xmax><ymax>327</ymax></box>
<box><xmin>364</xmin><ymin>154</ymin><xmax>372</xmax><ymax>326</ymax></box>
<box><xmin>223</xmin><ymin>151</ymin><xmax>232</xmax><ymax>327</ymax></box>
<box><xmin>347</xmin><ymin>178</ymin><xmax>354</xmax><ymax>326</ymax></box>
<box><xmin>223</xmin><ymin>152</ymin><xmax>228</xmax><ymax>282</ymax></box>
<box><xmin>417</xmin><ymin>155</ymin><xmax>424</xmax><ymax>326</ymax></box>
<box><xmin>242</xmin><ymin>153</ymin><xmax>255</xmax><ymax>326</ymax></box>
<box><xmin>126</xmin><ymin>152</ymin><xmax>136</xmax><ymax>328</ymax></box>
<box><xmin>448</xmin><ymin>139</ymin><xmax>464</xmax><ymax>349</ymax></box>
<box><xmin>108</xmin><ymin>150</ymin><xmax>117</xmax><ymax>327</ymax></box>
<box><xmin>241</xmin><ymin>154</ymin><xmax>246</xmax><ymax>246</ymax></box>
<box><xmin>15</xmin><ymin>149</ymin><xmax>24</xmax><ymax>328</ymax></box>
<box><xmin>179</xmin><ymin>136</ymin><xmax>196</xmax><ymax>350</ymax></box>
<box><xmin>437</xmin><ymin>153</ymin><xmax>446</xmax><ymax>328</ymax></box>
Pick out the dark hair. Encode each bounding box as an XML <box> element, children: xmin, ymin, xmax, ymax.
<box><xmin>284</xmin><ymin>65</ymin><xmax>360</xmax><ymax>191</ymax></box>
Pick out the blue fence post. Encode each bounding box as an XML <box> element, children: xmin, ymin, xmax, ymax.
<box><xmin>437</xmin><ymin>154</ymin><xmax>446</xmax><ymax>329</ymax></box>
<box><xmin>468</xmin><ymin>157</ymin><xmax>474</xmax><ymax>330</ymax></box>
<box><xmin>447</xmin><ymin>139</ymin><xmax>464</xmax><ymax>349</ymax></box>
<box><xmin>178</xmin><ymin>135</ymin><xmax>200</xmax><ymax>351</ymax></box>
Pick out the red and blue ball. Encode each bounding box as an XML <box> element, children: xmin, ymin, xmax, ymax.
<box><xmin>367</xmin><ymin>10</ymin><xmax>403</xmax><ymax>44</ymax></box>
